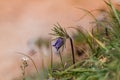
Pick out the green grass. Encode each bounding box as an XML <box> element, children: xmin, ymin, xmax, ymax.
<box><xmin>24</xmin><ymin>1</ymin><xmax>120</xmax><ymax>80</ymax></box>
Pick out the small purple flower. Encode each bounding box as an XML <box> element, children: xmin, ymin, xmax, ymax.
<box><xmin>53</xmin><ymin>37</ymin><xmax>64</xmax><ymax>51</ymax></box>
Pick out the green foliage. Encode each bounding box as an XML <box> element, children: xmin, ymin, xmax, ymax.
<box><xmin>25</xmin><ymin>1</ymin><xmax>120</xmax><ymax>80</ymax></box>
<box><xmin>49</xmin><ymin>1</ymin><xmax>120</xmax><ymax>80</ymax></box>
<box><xmin>50</xmin><ymin>23</ymin><xmax>69</xmax><ymax>38</ymax></box>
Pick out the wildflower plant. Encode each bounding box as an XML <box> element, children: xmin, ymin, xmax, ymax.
<box><xmin>50</xmin><ymin>23</ymin><xmax>75</xmax><ymax>69</ymax></box>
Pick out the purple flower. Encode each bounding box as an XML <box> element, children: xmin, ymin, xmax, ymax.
<box><xmin>53</xmin><ymin>37</ymin><xmax>64</xmax><ymax>51</ymax></box>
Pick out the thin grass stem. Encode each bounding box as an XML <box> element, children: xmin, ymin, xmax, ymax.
<box><xmin>50</xmin><ymin>40</ymin><xmax>53</xmax><ymax>71</ymax></box>
<box><xmin>17</xmin><ymin>52</ymin><xmax>39</xmax><ymax>74</ymax></box>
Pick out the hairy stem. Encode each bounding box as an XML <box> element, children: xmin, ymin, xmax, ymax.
<box><xmin>69</xmin><ymin>38</ymin><xmax>75</xmax><ymax>65</ymax></box>
<box><xmin>59</xmin><ymin>51</ymin><xmax>64</xmax><ymax>69</ymax></box>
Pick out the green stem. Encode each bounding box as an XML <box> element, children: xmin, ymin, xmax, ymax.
<box><xmin>69</xmin><ymin>38</ymin><xmax>75</xmax><ymax>65</ymax></box>
<box><xmin>59</xmin><ymin>51</ymin><xmax>64</xmax><ymax>69</ymax></box>
<box><xmin>50</xmin><ymin>40</ymin><xmax>53</xmax><ymax>71</ymax></box>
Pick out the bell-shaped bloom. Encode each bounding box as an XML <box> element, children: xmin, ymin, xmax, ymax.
<box><xmin>53</xmin><ymin>37</ymin><xmax>64</xmax><ymax>51</ymax></box>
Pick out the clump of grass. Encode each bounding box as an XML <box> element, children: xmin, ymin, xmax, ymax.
<box><xmin>48</xmin><ymin>1</ymin><xmax>120</xmax><ymax>80</ymax></box>
<box><xmin>23</xmin><ymin>1</ymin><xmax>120</xmax><ymax>80</ymax></box>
